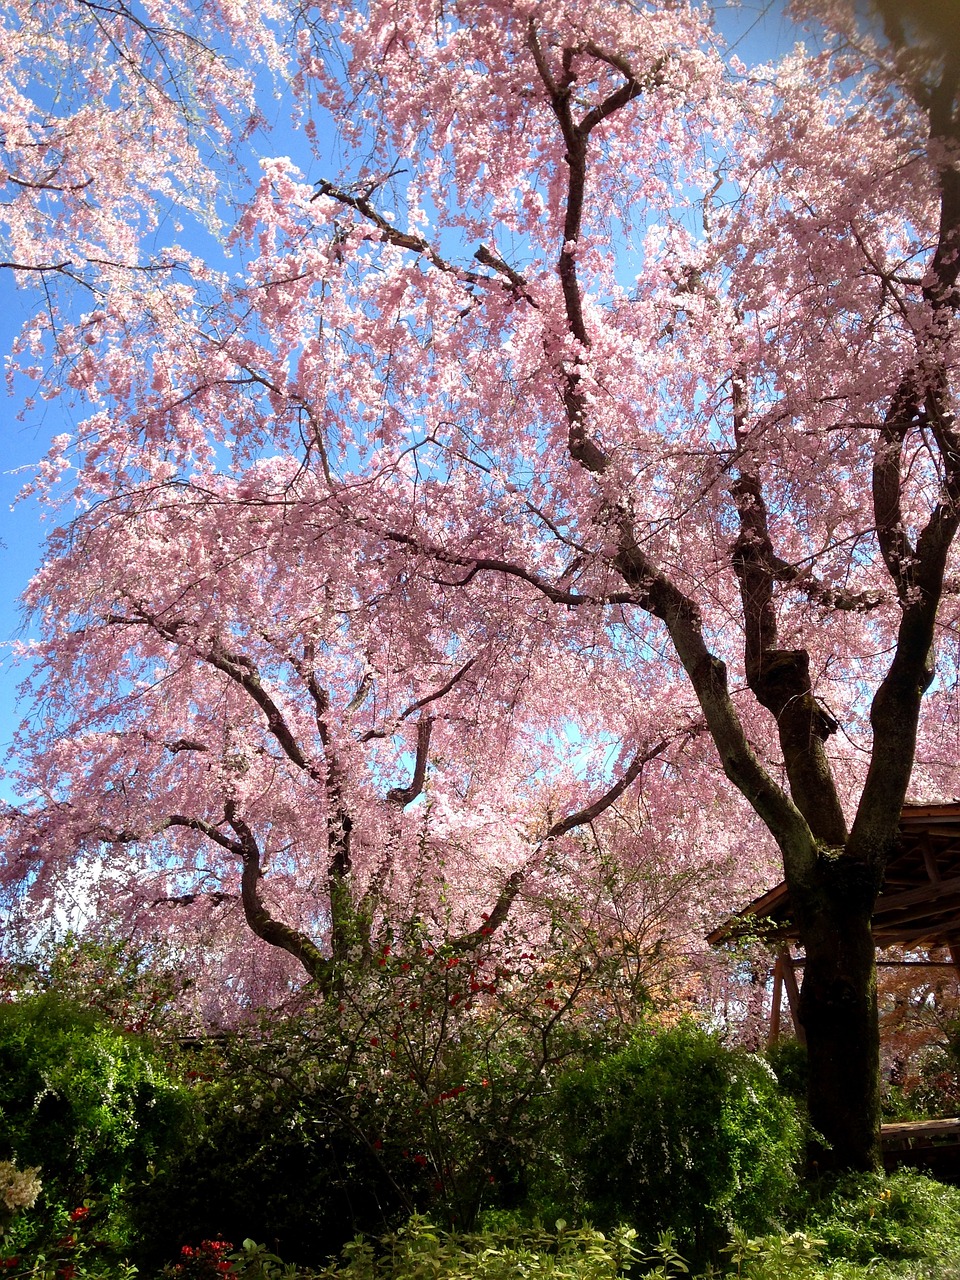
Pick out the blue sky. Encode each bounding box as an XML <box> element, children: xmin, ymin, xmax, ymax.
<box><xmin>0</xmin><ymin>1</ymin><xmax>801</xmax><ymax>794</ymax></box>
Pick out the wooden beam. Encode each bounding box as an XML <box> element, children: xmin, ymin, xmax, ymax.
<box><xmin>881</xmin><ymin>1117</ymin><xmax>960</xmax><ymax>1142</ymax></box>
<box><xmin>874</xmin><ymin>899</ymin><xmax>960</xmax><ymax>930</ymax></box>
<box><xmin>872</xmin><ymin>873</ymin><xmax>960</xmax><ymax>916</ymax></box>
<box><xmin>874</xmin><ymin>922</ymin><xmax>960</xmax><ymax>944</ymax></box>
<box><xmin>781</xmin><ymin>948</ymin><xmax>805</xmax><ymax>1045</ymax></box>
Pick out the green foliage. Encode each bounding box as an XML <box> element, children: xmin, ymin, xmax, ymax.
<box><xmin>166</xmin><ymin>1237</ymin><xmax>237</xmax><ymax>1280</ymax></box>
<box><xmin>0</xmin><ymin>1198</ymin><xmax>139</xmax><ymax>1280</ymax></box>
<box><xmin>881</xmin><ymin>1049</ymin><xmax>960</xmax><ymax>1121</ymax></box>
<box><xmin>0</xmin><ymin>991</ymin><xmax>189</xmax><ymax>1243</ymax></box>
<box><xmin>222</xmin><ymin>1209</ymin><xmax>960</xmax><ymax>1280</ymax></box>
<box><xmin>1</xmin><ymin>933</ymin><xmax>194</xmax><ymax>1040</ymax></box>
<box><xmin>131</xmin><ymin>934</ymin><xmax>627</xmax><ymax>1266</ymax></box>
<box><xmin>139</xmin><ymin>930</ymin><xmax>635</xmax><ymax>1262</ymax></box>
<box><xmin>305</xmin><ymin>1215</ymin><xmax>653</xmax><ymax>1280</ymax></box>
<box><xmin>764</xmin><ymin>1041</ymin><xmax>807</xmax><ymax>1107</ymax></box>
<box><xmin>127</xmin><ymin>1049</ymin><xmax>403</xmax><ymax>1271</ymax></box>
<box><xmin>527</xmin><ymin>1023</ymin><xmax>803</xmax><ymax>1267</ymax></box>
<box><xmin>721</xmin><ymin>1230</ymin><xmax>827</xmax><ymax>1280</ymax></box>
<box><xmin>801</xmin><ymin>1169</ymin><xmax>960</xmax><ymax>1268</ymax></box>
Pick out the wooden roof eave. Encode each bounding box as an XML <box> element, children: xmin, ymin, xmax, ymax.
<box><xmin>707</xmin><ymin>802</ymin><xmax>960</xmax><ymax>950</ymax></box>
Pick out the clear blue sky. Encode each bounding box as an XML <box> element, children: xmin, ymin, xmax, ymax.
<box><xmin>0</xmin><ymin>1</ymin><xmax>801</xmax><ymax>791</ymax></box>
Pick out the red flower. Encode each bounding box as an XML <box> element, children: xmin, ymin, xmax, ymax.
<box><xmin>69</xmin><ymin>1207</ymin><xmax>90</xmax><ymax>1223</ymax></box>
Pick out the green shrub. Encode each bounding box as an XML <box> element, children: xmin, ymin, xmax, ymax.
<box><xmin>2</xmin><ymin>932</ymin><xmax>193</xmax><ymax>1039</ymax></box>
<box><xmin>306</xmin><ymin>934</ymin><xmax>630</xmax><ymax>1231</ymax></box>
<box><xmin>265</xmin><ymin>1215</ymin><xmax>655</xmax><ymax>1280</ymax></box>
<box><xmin>0</xmin><ymin>1195</ymin><xmax>139</xmax><ymax>1280</ymax></box>
<box><xmin>130</xmin><ymin>932</ymin><xmax>633</xmax><ymax>1268</ymax></box>
<box><xmin>0</xmin><ymin>991</ymin><xmax>188</xmax><ymax>1241</ymax></box>
<box><xmin>527</xmin><ymin>1022</ymin><xmax>803</xmax><ymax>1268</ymax></box>
<box><xmin>764</xmin><ymin>1040</ymin><xmax>807</xmax><ymax>1107</ymax></box>
<box><xmin>128</xmin><ymin>1043</ymin><xmax>412</xmax><ymax>1270</ymax></box>
<box><xmin>802</xmin><ymin>1169</ymin><xmax>960</xmax><ymax>1268</ymax></box>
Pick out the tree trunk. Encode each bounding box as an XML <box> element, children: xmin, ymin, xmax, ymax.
<box><xmin>794</xmin><ymin>860</ymin><xmax>883</xmax><ymax>1172</ymax></box>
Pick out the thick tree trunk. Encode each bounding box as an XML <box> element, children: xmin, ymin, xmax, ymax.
<box><xmin>793</xmin><ymin>860</ymin><xmax>883</xmax><ymax>1171</ymax></box>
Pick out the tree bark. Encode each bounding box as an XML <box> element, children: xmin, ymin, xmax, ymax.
<box><xmin>791</xmin><ymin>856</ymin><xmax>884</xmax><ymax>1171</ymax></box>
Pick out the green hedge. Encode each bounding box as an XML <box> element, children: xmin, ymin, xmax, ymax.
<box><xmin>0</xmin><ymin>991</ymin><xmax>188</xmax><ymax>1246</ymax></box>
<box><xmin>526</xmin><ymin>1022</ymin><xmax>802</xmax><ymax>1266</ymax></box>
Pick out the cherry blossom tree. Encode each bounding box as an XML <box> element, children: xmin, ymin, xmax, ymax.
<box><xmin>4</xmin><ymin>0</ymin><xmax>960</xmax><ymax>1172</ymax></box>
<box><xmin>0</xmin><ymin>0</ymin><xmax>280</xmax><ymax>287</ymax></box>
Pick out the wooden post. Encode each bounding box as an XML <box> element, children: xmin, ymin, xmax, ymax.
<box><xmin>921</xmin><ymin>839</ymin><xmax>960</xmax><ymax>978</ymax></box>
<box><xmin>768</xmin><ymin>952</ymin><xmax>784</xmax><ymax>1048</ymax></box>
<box><xmin>781</xmin><ymin>947</ymin><xmax>806</xmax><ymax>1045</ymax></box>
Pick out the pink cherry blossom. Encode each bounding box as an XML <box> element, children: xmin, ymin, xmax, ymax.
<box><xmin>3</xmin><ymin>0</ymin><xmax>960</xmax><ymax>1168</ymax></box>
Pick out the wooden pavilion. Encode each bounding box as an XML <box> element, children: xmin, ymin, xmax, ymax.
<box><xmin>708</xmin><ymin>800</ymin><xmax>960</xmax><ymax>1045</ymax></box>
<box><xmin>708</xmin><ymin>801</ymin><xmax>960</xmax><ymax>1174</ymax></box>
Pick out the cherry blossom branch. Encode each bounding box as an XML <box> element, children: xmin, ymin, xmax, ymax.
<box><xmin>473</xmin><ymin>244</ymin><xmax>537</xmax><ymax>305</ymax></box>
<box><xmin>853</xmin><ymin>65</ymin><xmax>960</xmax><ymax>858</ymax></box>
<box><xmin>450</xmin><ymin>729</ymin><xmax>698</xmax><ymax>953</ymax></box>
<box><xmin>295</xmin><ymin>641</ymin><xmax>353</xmax><ymax>878</ymax></box>
<box><xmin>167</xmin><ymin>805</ymin><xmax>332</xmax><ymax>983</ymax></box>
<box><xmin>359</xmin><ymin>658</ymin><xmax>477</xmax><ymax>743</ymax></box>
<box><xmin>873</xmin><ymin>380</ymin><xmax>922</xmax><ymax>596</ymax></box>
<box><xmin>729</xmin><ymin>372</ymin><xmax>847</xmax><ymax>845</ymax></box>
<box><xmin>398</xmin><ymin>657</ymin><xmax>477</xmax><ymax>720</ymax></box>
<box><xmin>108</xmin><ymin>607</ymin><xmax>356</xmax><ymax>880</ymax></box>
<box><xmin>386</xmin><ymin>716</ymin><xmax>432</xmax><ymax>807</ymax></box>
<box><xmin>380</xmin><ymin>527</ymin><xmax>634</xmax><ymax>607</ymax></box>
<box><xmin>315</xmin><ymin>181</ymin><xmax>535</xmax><ymax>305</ymax></box>
<box><xmin>152</xmin><ymin>890</ymin><xmax>235</xmax><ymax>907</ymax></box>
<box><xmin>110</xmin><ymin>605</ymin><xmax>327</xmax><ymax>783</ymax></box>
<box><xmin>519</xmin><ymin>26</ymin><xmax>819</xmax><ymax>878</ymax></box>
<box><xmin>6</xmin><ymin>175</ymin><xmax>94</xmax><ymax>193</ymax></box>
<box><xmin>540</xmin><ymin>743</ymin><xmax>662</xmax><ymax>842</ymax></box>
<box><xmin>527</xmin><ymin>22</ymin><xmax>664</xmax><ymax>469</ymax></box>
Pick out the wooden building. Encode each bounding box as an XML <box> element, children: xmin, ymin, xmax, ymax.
<box><xmin>708</xmin><ymin>802</ymin><xmax>960</xmax><ymax>1173</ymax></box>
<box><xmin>707</xmin><ymin>801</ymin><xmax>960</xmax><ymax>1046</ymax></box>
